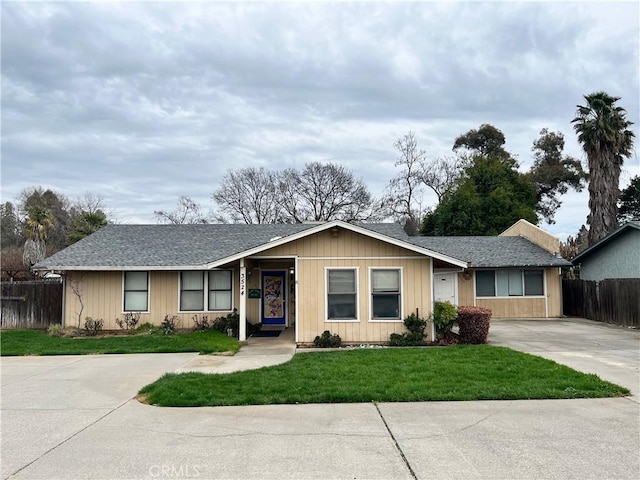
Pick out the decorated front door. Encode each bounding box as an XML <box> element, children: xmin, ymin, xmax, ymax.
<box><xmin>261</xmin><ymin>271</ymin><xmax>286</xmax><ymax>325</ymax></box>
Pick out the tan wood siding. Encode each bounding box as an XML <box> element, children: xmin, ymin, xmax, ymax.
<box><xmin>500</xmin><ymin>220</ymin><xmax>559</xmax><ymax>253</ymax></box>
<box><xmin>476</xmin><ymin>297</ymin><xmax>547</xmax><ymax>317</ymax></box>
<box><xmin>545</xmin><ymin>268</ymin><xmax>562</xmax><ymax>317</ymax></box>
<box><xmin>461</xmin><ymin>267</ymin><xmax>560</xmax><ymax>319</ymax></box>
<box><xmin>259</xmin><ymin>228</ymin><xmax>418</xmax><ymax>258</ymax></box>
<box><xmin>65</xmin><ymin>270</ymin><xmax>239</xmax><ymax>330</ymax></box>
<box><xmin>457</xmin><ymin>272</ymin><xmax>475</xmax><ymax>305</ymax></box>
<box><xmin>296</xmin><ymin>257</ymin><xmax>432</xmax><ymax>343</ymax></box>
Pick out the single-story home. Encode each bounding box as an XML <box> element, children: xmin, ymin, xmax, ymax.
<box><xmin>571</xmin><ymin>221</ymin><xmax>640</xmax><ymax>281</ymax></box>
<box><xmin>34</xmin><ymin>219</ymin><xmax>569</xmax><ymax>344</ymax></box>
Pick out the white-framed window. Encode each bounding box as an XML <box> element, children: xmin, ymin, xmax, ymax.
<box><xmin>370</xmin><ymin>268</ymin><xmax>402</xmax><ymax>321</ymax></box>
<box><xmin>179</xmin><ymin>270</ymin><xmax>233</xmax><ymax>312</ymax></box>
<box><xmin>180</xmin><ymin>272</ymin><xmax>204</xmax><ymax>311</ymax></box>
<box><xmin>326</xmin><ymin>268</ymin><xmax>358</xmax><ymax>321</ymax></box>
<box><xmin>123</xmin><ymin>271</ymin><xmax>149</xmax><ymax>312</ymax></box>
<box><xmin>475</xmin><ymin>269</ymin><xmax>545</xmax><ymax>297</ymax></box>
<box><xmin>209</xmin><ymin>270</ymin><xmax>232</xmax><ymax>311</ymax></box>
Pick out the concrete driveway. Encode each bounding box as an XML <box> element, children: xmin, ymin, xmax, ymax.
<box><xmin>1</xmin><ymin>319</ymin><xmax>639</xmax><ymax>480</ymax></box>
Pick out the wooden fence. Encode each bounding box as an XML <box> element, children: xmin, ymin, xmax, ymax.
<box><xmin>562</xmin><ymin>278</ymin><xmax>639</xmax><ymax>327</ymax></box>
<box><xmin>1</xmin><ymin>280</ymin><xmax>63</xmax><ymax>329</ymax></box>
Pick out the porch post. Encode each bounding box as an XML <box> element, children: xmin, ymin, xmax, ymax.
<box><xmin>239</xmin><ymin>258</ymin><xmax>247</xmax><ymax>341</ymax></box>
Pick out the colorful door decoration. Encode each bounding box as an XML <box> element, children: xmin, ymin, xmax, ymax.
<box><xmin>261</xmin><ymin>271</ymin><xmax>286</xmax><ymax>325</ymax></box>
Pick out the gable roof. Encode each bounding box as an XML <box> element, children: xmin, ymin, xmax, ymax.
<box><xmin>572</xmin><ymin>221</ymin><xmax>640</xmax><ymax>264</ymax></box>
<box><xmin>34</xmin><ymin>220</ymin><xmax>569</xmax><ymax>271</ymax></box>
<box><xmin>33</xmin><ymin>221</ymin><xmax>467</xmax><ymax>271</ymax></box>
<box><xmin>408</xmin><ymin>236</ymin><xmax>569</xmax><ymax>268</ymax></box>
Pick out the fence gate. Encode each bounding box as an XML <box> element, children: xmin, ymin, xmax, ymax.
<box><xmin>1</xmin><ymin>280</ymin><xmax>63</xmax><ymax>329</ymax></box>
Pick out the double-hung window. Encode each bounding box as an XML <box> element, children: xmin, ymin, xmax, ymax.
<box><xmin>208</xmin><ymin>270</ymin><xmax>232</xmax><ymax>311</ymax></box>
<box><xmin>326</xmin><ymin>269</ymin><xmax>357</xmax><ymax>320</ymax></box>
<box><xmin>123</xmin><ymin>271</ymin><xmax>149</xmax><ymax>311</ymax></box>
<box><xmin>180</xmin><ymin>270</ymin><xmax>233</xmax><ymax>311</ymax></box>
<box><xmin>371</xmin><ymin>268</ymin><xmax>401</xmax><ymax>320</ymax></box>
<box><xmin>180</xmin><ymin>272</ymin><xmax>205</xmax><ymax>311</ymax></box>
<box><xmin>475</xmin><ymin>269</ymin><xmax>544</xmax><ymax>297</ymax></box>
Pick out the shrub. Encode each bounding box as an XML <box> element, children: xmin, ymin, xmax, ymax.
<box><xmin>457</xmin><ymin>306</ymin><xmax>492</xmax><ymax>344</ymax></box>
<box><xmin>115</xmin><ymin>312</ymin><xmax>140</xmax><ymax>332</ymax></box>
<box><xmin>433</xmin><ymin>301</ymin><xmax>458</xmax><ymax>339</ymax></box>
<box><xmin>314</xmin><ymin>330</ymin><xmax>342</xmax><ymax>348</ymax></box>
<box><xmin>212</xmin><ymin>310</ymin><xmax>239</xmax><ymax>336</ymax></box>
<box><xmin>49</xmin><ymin>324</ymin><xmax>84</xmax><ymax>338</ymax></box>
<box><xmin>83</xmin><ymin>317</ymin><xmax>104</xmax><ymax>336</ymax></box>
<box><xmin>388</xmin><ymin>313</ymin><xmax>428</xmax><ymax>346</ymax></box>
<box><xmin>133</xmin><ymin>322</ymin><xmax>158</xmax><ymax>335</ymax></box>
<box><xmin>160</xmin><ymin>315</ymin><xmax>180</xmax><ymax>335</ymax></box>
<box><xmin>47</xmin><ymin>324</ymin><xmax>64</xmax><ymax>337</ymax></box>
<box><xmin>192</xmin><ymin>314</ymin><xmax>211</xmax><ymax>331</ymax></box>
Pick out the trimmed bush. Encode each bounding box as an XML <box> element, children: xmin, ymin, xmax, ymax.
<box><xmin>83</xmin><ymin>317</ymin><xmax>104</xmax><ymax>336</ymax></box>
<box><xmin>389</xmin><ymin>313</ymin><xmax>428</xmax><ymax>346</ymax></box>
<box><xmin>457</xmin><ymin>306</ymin><xmax>492</xmax><ymax>344</ymax></box>
<box><xmin>314</xmin><ymin>330</ymin><xmax>342</xmax><ymax>348</ymax></box>
<box><xmin>433</xmin><ymin>301</ymin><xmax>458</xmax><ymax>339</ymax></box>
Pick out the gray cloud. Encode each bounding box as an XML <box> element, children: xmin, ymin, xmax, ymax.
<box><xmin>2</xmin><ymin>1</ymin><xmax>638</xmax><ymax>238</ymax></box>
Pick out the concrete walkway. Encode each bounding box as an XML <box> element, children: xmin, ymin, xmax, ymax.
<box><xmin>175</xmin><ymin>327</ymin><xmax>296</xmax><ymax>374</ymax></box>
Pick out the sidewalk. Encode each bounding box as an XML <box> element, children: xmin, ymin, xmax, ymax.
<box><xmin>174</xmin><ymin>327</ymin><xmax>296</xmax><ymax>374</ymax></box>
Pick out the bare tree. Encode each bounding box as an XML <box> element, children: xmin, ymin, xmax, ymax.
<box><xmin>68</xmin><ymin>273</ymin><xmax>85</xmax><ymax>329</ymax></box>
<box><xmin>212</xmin><ymin>168</ymin><xmax>283</xmax><ymax>224</ymax></box>
<box><xmin>381</xmin><ymin>132</ymin><xmax>427</xmax><ymax>234</ymax></box>
<box><xmin>279</xmin><ymin>162</ymin><xmax>378</xmax><ymax>223</ymax></box>
<box><xmin>419</xmin><ymin>155</ymin><xmax>464</xmax><ymax>203</ymax></box>
<box><xmin>154</xmin><ymin>196</ymin><xmax>211</xmax><ymax>224</ymax></box>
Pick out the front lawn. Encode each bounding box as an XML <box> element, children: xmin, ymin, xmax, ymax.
<box><xmin>139</xmin><ymin>345</ymin><xmax>628</xmax><ymax>406</ymax></box>
<box><xmin>0</xmin><ymin>329</ymin><xmax>240</xmax><ymax>356</ymax></box>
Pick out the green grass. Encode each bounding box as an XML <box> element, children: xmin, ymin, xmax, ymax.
<box><xmin>138</xmin><ymin>346</ymin><xmax>629</xmax><ymax>406</ymax></box>
<box><xmin>0</xmin><ymin>329</ymin><xmax>240</xmax><ymax>356</ymax></box>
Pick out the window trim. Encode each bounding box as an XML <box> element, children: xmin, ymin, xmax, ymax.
<box><xmin>368</xmin><ymin>267</ymin><xmax>404</xmax><ymax>322</ymax></box>
<box><xmin>179</xmin><ymin>271</ymin><xmax>205</xmax><ymax>312</ymax></box>
<box><xmin>325</xmin><ymin>267</ymin><xmax>359</xmax><ymax>323</ymax></box>
<box><xmin>474</xmin><ymin>268</ymin><xmax>546</xmax><ymax>298</ymax></box>
<box><xmin>122</xmin><ymin>271</ymin><xmax>150</xmax><ymax>313</ymax></box>
<box><xmin>177</xmin><ymin>269</ymin><xmax>234</xmax><ymax>313</ymax></box>
<box><xmin>208</xmin><ymin>269</ymin><xmax>233</xmax><ymax>312</ymax></box>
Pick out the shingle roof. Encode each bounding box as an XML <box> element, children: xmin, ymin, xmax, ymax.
<box><xmin>571</xmin><ymin>221</ymin><xmax>640</xmax><ymax>263</ymax></box>
<box><xmin>34</xmin><ymin>221</ymin><xmax>569</xmax><ymax>270</ymax></box>
<box><xmin>35</xmin><ymin>223</ymin><xmax>314</xmax><ymax>269</ymax></box>
<box><xmin>407</xmin><ymin>236</ymin><xmax>569</xmax><ymax>268</ymax></box>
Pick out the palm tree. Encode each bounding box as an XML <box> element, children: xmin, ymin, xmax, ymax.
<box><xmin>572</xmin><ymin>92</ymin><xmax>635</xmax><ymax>245</ymax></box>
<box><xmin>22</xmin><ymin>205</ymin><xmax>54</xmax><ymax>266</ymax></box>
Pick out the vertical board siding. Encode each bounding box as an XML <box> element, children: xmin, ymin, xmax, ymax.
<box><xmin>297</xmin><ymin>257</ymin><xmax>431</xmax><ymax>343</ymax></box>
<box><xmin>459</xmin><ymin>268</ymin><xmax>559</xmax><ymax>318</ymax></box>
<box><xmin>65</xmin><ymin>270</ymin><xmax>240</xmax><ymax>330</ymax></box>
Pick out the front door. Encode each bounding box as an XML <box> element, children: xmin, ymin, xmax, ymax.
<box><xmin>434</xmin><ymin>272</ymin><xmax>457</xmax><ymax>305</ymax></box>
<box><xmin>261</xmin><ymin>271</ymin><xmax>286</xmax><ymax>326</ymax></box>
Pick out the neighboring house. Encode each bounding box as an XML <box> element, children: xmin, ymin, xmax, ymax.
<box><xmin>33</xmin><ymin>219</ymin><xmax>569</xmax><ymax>344</ymax></box>
<box><xmin>571</xmin><ymin>222</ymin><xmax>640</xmax><ymax>281</ymax></box>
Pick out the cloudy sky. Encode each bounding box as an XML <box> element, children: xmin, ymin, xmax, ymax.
<box><xmin>2</xmin><ymin>1</ymin><xmax>639</xmax><ymax>240</ymax></box>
